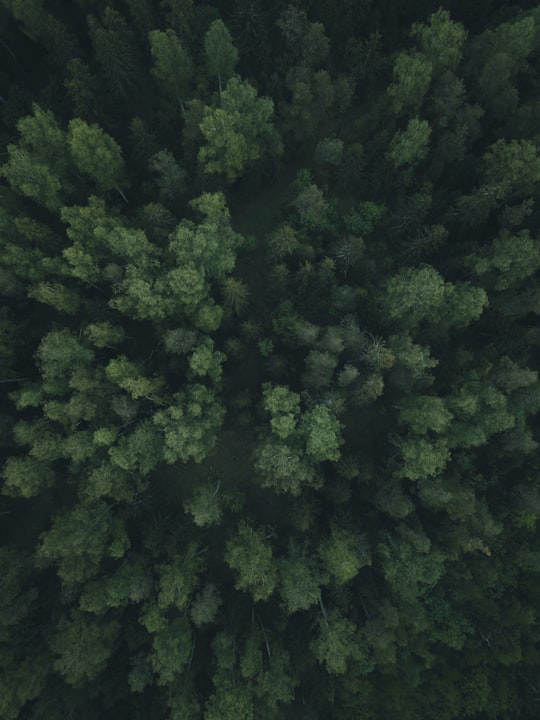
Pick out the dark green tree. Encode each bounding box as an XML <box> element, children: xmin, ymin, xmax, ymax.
<box><xmin>149</xmin><ymin>28</ymin><xmax>190</xmax><ymax>115</ymax></box>
<box><xmin>204</xmin><ymin>19</ymin><xmax>239</xmax><ymax>95</ymax></box>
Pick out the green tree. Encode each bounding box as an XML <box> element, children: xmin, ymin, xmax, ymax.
<box><xmin>50</xmin><ymin>609</ymin><xmax>120</xmax><ymax>686</ymax></box>
<box><xmin>278</xmin><ymin>545</ymin><xmax>325</xmax><ymax>613</ymax></box>
<box><xmin>0</xmin><ymin>544</ymin><xmax>37</xmax><ymax>643</ymax></box>
<box><xmin>149</xmin><ymin>149</ymin><xmax>187</xmax><ymax>203</ymax></box>
<box><xmin>105</xmin><ymin>355</ymin><xmax>164</xmax><ymax>402</ymax></box>
<box><xmin>302</xmin><ymin>349</ymin><xmax>338</xmax><ymax>388</ymax></box>
<box><xmin>381</xmin><ymin>266</ymin><xmax>445</xmax><ymax>330</ymax></box>
<box><xmin>482</xmin><ymin>139</ymin><xmax>540</xmax><ymax>201</ymax></box>
<box><xmin>157</xmin><ymin>544</ymin><xmax>203</xmax><ymax>612</ymax></box>
<box><xmin>3</xmin><ymin>0</ymin><xmax>48</xmax><ymax>42</ymax></box>
<box><xmin>64</xmin><ymin>58</ymin><xmax>98</xmax><ymax>118</ymax></box>
<box><xmin>36</xmin><ymin>328</ymin><xmax>94</xmax><ymax>396</ymax></box>
<box><xmin>399</xmin><ymin>395</ymin><xmax>453</xmax><ymax>435</ymax></box>
<box><xmin>149</xmin><ymin>28</ymin><xmax>190</xmax><ymax>114</ymax></box>
<box><xmin>204</xmin><ymin>19</ymin><xmax>238</xmax><ymax>95</ymax></box>
<box><xmin>168</xmin><ymin>211</ymin><xmax>240</xmax><ymax>281</ymax></box>
<box><xmin>0</xmin><ymin>546</ymin><xmax>47</xmax><ymax>718</ymax></box>
<box><xmin>108</xmin><ymin>420</ymin><xmax>164</xmax><ymax>476</ymax></box>
<box><xmin>2</xmin><ymin>455</ymin><xmax>55</xmax><ymax>498</ymax></box>
<box><xmin>447</xmin><ymin>382</ymin><xmax>516</xmax><ymax>449</ymax></box>
<box><xmin>184</xmin><ymin>481</ymin><xmax>223</xmax><ymax>527</ymax></box>
<box><xmin>36</xmin><ymin>502</ymin><xmax>130</xmax><ymax>584</ymax></box>
<box><xmin>160</xmin><ymin>0</ymin><xmax>194</xmax><ymax>32</ymax></box>
<box><xmin>300</xmin><ymin>404</ymin><xmax>344</xmax><ymax>463</ymax></box>
<box><xmin>153</xmin><ymin>384</ymin><xmax>225</xmax><ymax>463</ymax></box>
<box><xmin>387</xmin><ymin>118</ymin><xmax>431</xmax><ymax>168</ymax></box>
<box><xmin>301</xmin><ymin>21</ymin><xmax>330</xmax><ymax>69</ymax></box>
<box><xmin>105</xmin><ymin>203</ymin><xmax>240</xmax><ymax>326</ymax></box>
<box><xmin>79</xmin><ymin>555</ymin><xmax>152</xmax><ymax>613</ymax></box>
<box><xmin>396</xmin><ymin>436</ymin><xmax>450</xmax><ymax>480</ymax></box>
<box><xmin>276</xmin><ymin>4</ymin><xmax>307</xmax><ymax>49</ymax></box>
<box><xmin>262</xmin><ymin>383</ymin><xmax>301</xmax><ymax>440</ymax></box>
<box><xmin>281</xmin><ymin>65</ymin><xmax>348</xmax><ymax>145</ymax></box>
<box><xmin>199</xmin><ymin>76</ymin><xmax>280</xmax><ymax>182</ymax></box>
<box><xmin>84</xmin><ymin>322</ymin><xmax>125</xmax><ymax>349</ymax></box>
<box><xmin>439</xmin><ymin>281</ymin><xmax>488</xmax><ymax>328</ymax></box>
<box><xmin>254</xmin><ymin>440</ymin><xmax>321</xmax><ymax>495</ymax></box>
<box><xmin>68</xmin><ymin>119</ymin><xmax>126</xmax><ymax>199</ymax></box>
<box><xmin>88</xmin><ymin>8</ymin><xmax>140</xmax><ymax>98</ymax></box>
<box><xmin>292</xmin><ymin>181</ymin><xmax>328</xmax><ymax>228</ymax></box>
<box><xmin>188</xmin><ymin>338</ymin><xmax>226</xmax><ymax>385</ymax></box>
<box><xmin>379</xmin><ymin>524</ymin><xmax>445</xmax><ymax>603</ymax></box>
<box><xmin>387</xmin><ymin>53</ymin><xmax>432</xmax><ymax>115</ymax></box>
<box><xmin>27</xmin><ymin>281</ymin><xmax>81</xmax><ymax>315</ymax></box>
<box><xmin>318</xmin><ymin>524</ymin><xmax>369</xmax><ymax>584</ymax></box>
<box><xmin>1</xmin><ymin>104</ymin><xmax>70</xmax><ymax>211</ymax></box>
<box><xmin>12</xmin><ymin>103</ymin><xmax>69</xmax><ymax>171</ymax></box>
<box><xmin>222</xmin><ymin>277</ymin><xmax>250</xmax><ymax>315</ymax></box>
<box><xmin>225</xmin><ymin>522</ymin><xmax>277</xmax><ymax>601</ymax></box>
<box><xmin>205</xmin><ymin>682</ymin><xmax>254</xmax><ymax>720</ymax></box>
<box><xmin>311</xmin><ymin>609</ymin><xmax>358</xmax><ymax>675</ymax></box>
<box><xmin>190</xmin><ymin>583</ymin><xmax>222</xmax><ymax>626</ymax></box>
<box><xmin>315</xmin><ymin>136</ymin><xmax>344</xmax><ymax>166</ymax></box>
<box><xmin>410</xmin><ymin>9</ymin><xmax>467</xmax><ymax>76</ymax></box>
<box><xmin>151</xmin><ymin>616</ymin><xmax>192</xmax><ymax>685</ymax></box>
<box><xmin>466</xmin><ymin>14</ymin><xmax>535</xmax><ymax>118</ymax></box>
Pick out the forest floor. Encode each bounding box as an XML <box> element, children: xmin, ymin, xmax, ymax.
<box><xmin>231</xmin><ymin>160</ymin><xmax>302</xmax><ymax>238</ymax></box>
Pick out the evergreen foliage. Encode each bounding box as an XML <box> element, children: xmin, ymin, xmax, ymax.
<box><xmin>1</xmin><ymin>2</ymin><xmax>539</xmax><ymax>718</ymax></box>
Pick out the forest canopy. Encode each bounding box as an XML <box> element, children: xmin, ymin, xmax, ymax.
<box><xmin>0</xmin><ymin>1</ymin><xmax>539</xmax><ymax>719</ymax></box>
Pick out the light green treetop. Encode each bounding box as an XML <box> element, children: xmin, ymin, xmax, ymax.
<box><xmin>382</xmin><ymin>265</ymin><xmax>446</xmax><ymax>329</ymax></box>
<box><xmin>399</xmin><ymin>395</ymin><xmax>453</xmax><ymax>435</ymax></box>
<box><xmin>36</xmin><ymin>501</ymin><xmax>130</xmax><ymax>584</ymax></box>
<box><xmin>387</xmin><ymin>52</ymin><xmax>432</xmax><ymax>114</ymax></box>
<box><xmin>36</xmin><ymin>328</ymin><xmax>94</xmax><ymax>396</ymax></box>
<box><xmin>278</xmin><ymin>546</ymin><xmax>325</xmax><ymax>613</ymax></box>
<box><xmin>300</xmin><ymin>404</ymin><xmax>344</xmax><ymax>463</ymax></box>
<box><xmin>199</xmin><ymin>76</ymin><xmax>279</xmax><ymax>182</ymax></box>
<box><xmin>262</xmin><ymin>383</ymin><xmax>301</xmax><ymax>439</ymax></box>
<box><xmin>387</xmin><ymin>117</ymin><xmax>431</xmax><ymax>168</ymax></box>
<box><xmin>396</xmin><ymin>436</ymin><xmax>450</xmax><ymax>480</ymax></box>
<box><xmin>254</xmin><ymin>440</ymin><xmax>322</xmax><ymax>495</ymax></box>
<box><xmin>318</xmin><ymin>524</ymin><xmax>369</xmax><ymax>585</ymax></box>
<box><xmin>153</xmin><ymin>384</ymin><xmax>225</xmax><ymax>463</ymax></box>
<box><xmin>469</xmin><ymin>230</ymin><xmax>540</xmax><ymax>291</ymax></box>
<box><xmin>1</xmin><ymin>105</ymin><xmax>71</xmax><ymax>211</ymax></box>
<box><xmin>311</xmin><ymin>609</ymin><xmax>358</xmax><ymax>675</ymax></box>
<box><xmin>16</xmin><ymin>103</ymin><xmax>70</xmax><ymax>171</ymax></box>
<box><xmin>167</xmin><ymin>217</ymin><xmax>239</xmax><ymax>279</ymax></box>
<box><xmin>188</xmin><ymin>338</ymin><xmax>226</xmax><ymax>385</ymax></box>
<box><xmin>410</xmin><ymin>8</ymin><xmax>467</xmax><ymax>75</ymax></box>
<box><xmin>482</xmin><ymin>139</ymin><xmax>540</xmax><ymax>201</ymax></box>
<box><xmin>68</xmin><ymin>119</ymin><xmax>125</xmax><ymax>197</ymax></box>
<box><xmin>225</xmin><ymin>522</ymin><xmax>278</xmax><ymax>602</ymax></box>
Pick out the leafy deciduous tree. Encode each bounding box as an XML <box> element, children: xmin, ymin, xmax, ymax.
<box><xmin>68</xmin><ymin>119</ymin><xmax>126</xmax><ymax>199</ymax></box>
<box><xmin>387</xmin><ymin>53</ymin><xmax>432</xmax><ymax>115</ymax></box>
<box><xmin>410</xmin><ymin>9</ymin><xmax>467</xmax><ymax>76</ymax></box>
<box><xmin>199</xmin><ymin>76</ymin><xmax>280</xmax><ymax>182</ymax></box>
<box><xmin>225</xmin><ymin>522</ymin><xmax>277</xmax><ymax>601</ymax></box>
<box><xmin>153</xmin><ymin>384</ymin><xmax>225</xmax><ymax>463</ymax></box>
<box><xmin>387</xmin><ymin>117</ymin><xmax>431</xmax><ymax>168</ymax></box>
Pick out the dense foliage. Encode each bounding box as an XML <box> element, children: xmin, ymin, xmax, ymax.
<box><xmin>1</xmin><ymin>1</ymin><xmax>539</xmax><ymax>718</ymax></box>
